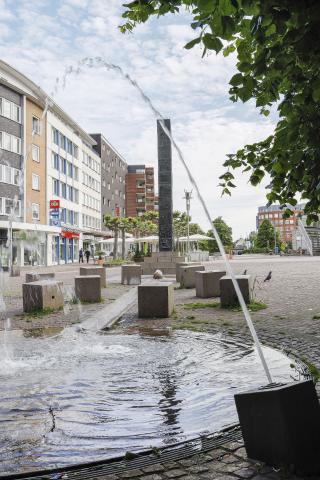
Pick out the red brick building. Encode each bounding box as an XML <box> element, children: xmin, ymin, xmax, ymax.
<box><xmin>125</xmin><ymin>165</ymin><xmax>155</xmax><ymax>217</ymax></box>
<box><xmin>256</xmin><ymin>204</ymin><xmax>305</xmax><ymax>243</ymax></box>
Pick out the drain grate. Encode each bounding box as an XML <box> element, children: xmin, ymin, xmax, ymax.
<box><xmin>1</xmin><ymin>424</ymin><xmax>241</xmax><ymax>480</ymax></box>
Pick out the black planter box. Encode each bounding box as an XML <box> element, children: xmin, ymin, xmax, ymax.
<box><xmin>234</xmin><ymin>380</ymin><xmax>320</xmax><ymax>475</ymax></box>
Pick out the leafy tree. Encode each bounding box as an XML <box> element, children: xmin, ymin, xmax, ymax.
<box><xmin>200</xmin><ymin>216</ymin><xmax>233</xmax><ymax>253</ymax></box>
<box><xmin>104</xmin><ymin>214</ymin><xmax>121</xmax><ymax>258</ymax></box>
<box><xmin>256</xmin><ymin>219</ymin><xmax>280</xmax><ymax>249</ymax></box>
<box><xmin>121</xmin><ymin>1</ymin><xmax>320</xmax><ymax>223</ymax></box>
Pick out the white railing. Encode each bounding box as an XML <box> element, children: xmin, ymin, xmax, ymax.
<box><xmin>297</xmin><ymin>218</ymin><xmax>313</xmax><ymax>255</ymax></box>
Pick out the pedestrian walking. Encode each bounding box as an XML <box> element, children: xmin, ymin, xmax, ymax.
<box><xmin>79</xmin><ymin>248</ymin><xmax>84</xmax><ymax>263</ymax></box>
<box><xmin>85</xmin><ymin>249</ymin><xmax>90</xmax><ymax>263</ymax></box>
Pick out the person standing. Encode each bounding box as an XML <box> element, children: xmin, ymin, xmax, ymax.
<box><xmin>79</xmin><ymin>248</ymin><xmax>84</xmax><ymax>263</ymax></box>
<box><xmin>85</xmin><ymin>249</ymin><xmax>90</xmax><ymax>263</ymax></box>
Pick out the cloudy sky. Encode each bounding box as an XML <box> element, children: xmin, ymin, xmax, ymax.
<box><xmin>0</xmin><ymin>0</ymin><xmax>276</xmax><ymax>238</ymax></box>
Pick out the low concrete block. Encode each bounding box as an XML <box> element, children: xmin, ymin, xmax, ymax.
<box><xmin>80</xmin><ymin>266</ymin><xmax>106</xmax><ymax>288</ymax></box>
<box><xmin>180</xmin><ymin>265</ymin><xmax>205</xmax><ymax>288</ymax></box>
<box><xmin>235</xmin><ymin>380</ymin><xmax>320</xmax><ymax>475</ymax></box>
<box><xmin>176</xmin><ymin>262</ymin><xmax>201</xmax><ymax>283</ymax></box>
<box><xmin>22</xmin><ymin>280</ymin><xmax>63</xmax><ymax>313</ymax></box>
<box><xmin>75</xmin><ymin>275</ymin><xmax>101</xmax><ymax>302</ymax></box>
<box><xmin>121</xmin><ymin>264</ymin><xmax>141</xmax><ymax>285</ymax></box>
<box><xmin>25</xmin><ymin>272</ymin><xmax>55</xmax><ymax>283</ymax></box>
<box><xmin>138</xmin><ymin>283</ymin><xmax>174</xmax><ymax>318</ymax></box>
<box><xmin>195</xmin><ymin>270</ymin><xmax>226</xmax><ymax>298</ymax></box>
<box><xmin>220</xmin><ymin>275</ymin><xmax>253</xmax><ymax>307</ymax></box>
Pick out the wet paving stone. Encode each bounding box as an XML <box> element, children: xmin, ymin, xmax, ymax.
<box><xmin>142</xmin><ymin>464</ymin><xmax>165</xmax><ymax>474</ymax></box>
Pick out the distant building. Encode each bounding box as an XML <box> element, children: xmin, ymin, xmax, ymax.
<box><xmin>256</xmin><ymin>204</ymin><xmax>305</xmax><ymax>243</ymax></box>
<box><xmin>125</xmin><ymin>165</ymin><xmax>155</xmax><ymax>217</ymax></box>
<box><xmin>91</xmin><ymin>133</ymin><xmax>127</xmax><ymax>226</ymax></box>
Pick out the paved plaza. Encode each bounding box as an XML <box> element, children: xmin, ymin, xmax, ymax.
<box><xmin>1</xmin><ymin>255</ymin><xmax>320</xmax><ymax>479</ymax></box>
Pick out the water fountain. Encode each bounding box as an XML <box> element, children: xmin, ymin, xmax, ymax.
<box><xmin>0</xmin><ymin>58</ymin><xmax>315</xmax><ymax>477</ymax></box>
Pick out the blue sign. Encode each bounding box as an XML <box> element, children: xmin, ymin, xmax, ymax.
<box><xmin>50</xmin><ymin>209</ymin><xmax>60</xmax><ymax>218</ymax></box>
<box><xmin>51</xmin><ymin>219</ymin><xmax>61</xmax><ymax>227</ymax></box>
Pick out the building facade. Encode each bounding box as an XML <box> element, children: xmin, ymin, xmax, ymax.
<box><xmin>0</xmin><ymin>81</ymin><xmax>23</xmax><ymax>266</ymax></box>
<box><xmin>256</xmin><ymin>203</ymin><xmax>305</xmax><ymax>243</ymax></box>
<box><xmin>0</xmin><ymin>60</ymin><xmax>61</xmax><ymax>268</ymax></box>
<box><xmin>46</xmin><ymin>109</ymin><xmax>103</xmax><ymax>264</ymax></box>
<box><xmin>125</xmin><ymin>165</ymin><xmax>155</xmax><ymax>217</ymax></box>
<box><xmin>91</xmin><ymin>133</ymin><xmax>127</xmax><ymax>226</ymax></box>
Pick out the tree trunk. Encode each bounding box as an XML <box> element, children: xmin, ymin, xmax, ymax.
<box><xmin>121</xmin><ymin>228</ymin><xmax>126</xmax><ymax>259</ymax></box>
<box><xmin>113</xmin><ymin>227</ymin><xmax>119</xmax><ymax>258</ymax></box>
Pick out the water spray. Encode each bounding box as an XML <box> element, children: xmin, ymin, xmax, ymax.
<box><xmin>48</xmin><ymin>57</ymin><xmax>272</xmax><ymax>383</ymax></box>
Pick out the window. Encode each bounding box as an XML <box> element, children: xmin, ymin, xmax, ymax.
<box><xmin>61</xmin><ymin>208</ymin><xmax>66</xmax><ymax>223</ymax></box>
<box><xmin>53</xmin><ymin>127</ymin><xmax>59</xmax><ymax>145</ymax></box>
<box><xmin>13</xmin><ymin>169</ymin><xmax>20</xmax><ymax>186</ymax></box>
<box><xmin>53</xmin><ymin>153</ymin><xmax>59</xmax><ymax>170</ymax></box>
<box><xmin>61</xmin><ymin>157</ymin><xmax>67</xmax><ymax>174</ymax></box>
<box><xmin>0</xmin><ymin>97</ymin><xmax>21</xmax><ymax>123</ymax></box>
<box><xmin>0</xmin><ymin>131</ymin><xmax>21</xmax><ymax>154</ymax></box>
<box><xmin>32</xmin><ymin>173</ymin><xmax>40</xmax><ymax>190</ymax></box>
<box><xmin>1</xmin><ymin>198</ymin><xmax>21</xmax><ymax>217</ymax></box>
<box><xmin>32</xmin><ymin>144</ymin><xmax>40</xmax><ymax>162</ymax></box>
<box><xmin>32</xmin><ymin>116</ymin><xmax>40</xmax><ymax>135</ymax></box>
<box><xmin>53</xmin><ymin>178</ymin><xmax>59</xmax><ymax>196</ymax></box>
<box><xmin>2</xmin><ymin>98</ymin><xmax>11</xmax><ymax>117</ymax></box>
<box><xmin>32</xmin><ymin>203</ymin><xmax>40</xmax><ymax>220</ymax></box>
<box><xmin>61</xmin><ymin>183</ymin><xmax>66</xmax><ymax>198</ymax></box>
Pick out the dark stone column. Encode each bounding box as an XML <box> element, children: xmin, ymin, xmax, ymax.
<box><xmin>157</xmin><ymin>119</ymin><xmax>173</xmax><ymax>252</ymax></box>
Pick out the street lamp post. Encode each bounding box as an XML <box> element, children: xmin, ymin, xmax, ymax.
<box><xmin>183</xmin><ymin>190</ymin><xmax>192</xmax><ymax>261</ymax></box>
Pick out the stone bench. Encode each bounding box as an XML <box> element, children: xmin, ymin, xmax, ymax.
<box><xmin>80</xmin><ymin>266</ymin><xmax>106</xmax><ymax>288</ymax></box>
<box><xmin>25</xmin><ymin>272</ymin><xmax>55</xmax><ymax>283</ymax></box>
<box><xmin>176</xmin><ymin>262</ymin><xmax>201</xmax><ymax>283</ymax></box>
<box><xmin>22</xmin><ymin>280</ymin><xmax>64</xmax><ymax>313</ymax></box>
<box><xmin>75</xmin><ymin>275</ymin><xmax>101</xmax><ymax>303</ymax></box>
<box><xmin>180</xmin><ymin>265</ymin><xmax>205</xmax><ymax>289</ymax></box>
<box><xmin>138</xmin><ymin>283</ymin><xmax>174</xmax><ymax>318</ymax></box>
<box><xmin>220</xmin><ymin>275</ymin><xmax>253</xmax><ymax>307</ymax></box>
<box><xmin>121</xmin><ymin>264</ymin><xmax>141</xmax><ymax>285</ymax></box>
<box><xmin>195</xmin><ymin>270</ymin><xmax>226</xmax><ymax>298</ymax></box>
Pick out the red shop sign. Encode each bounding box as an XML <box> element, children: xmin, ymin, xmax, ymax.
<box><xmin>61</xmin><ymin>231</ymin><xmax>80</xmax><ymax>239</ymax></box>
<box><xmin>50</xmin><ymin>200</ymin><xmax>60</xmax><ymax>209</ymax></box>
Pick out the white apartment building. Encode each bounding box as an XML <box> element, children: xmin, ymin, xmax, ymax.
<box><xmin>46</xmin><ymin>110</ymin><xmax>102</xmax><ymax>265</ymax></box>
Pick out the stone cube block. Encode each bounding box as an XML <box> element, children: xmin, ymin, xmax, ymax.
<box><xmin>80</xmin><ymin>266</ymin><xmax>106</xmax><ymax>288</ymax></box>
<box><xmin>195</xmin><ymin>270</ymin><xmax>226</xmax><ymax>298</ymax></box>
<box><xmin>138</xmin><ymin>283</ymin><xmax>174</xmax><ymax>318</ymax></box>
<box><xmin>176</xmin><ymin>262</ymin><xmax>201</xmax><ymax>283</ymax></box>
<box><xmin>22</xmin><ymin>280</ymin><xmax>64</xmax><ymax>313</ymax></box>
<box><xmin>180</xmin><ymin>265</ymin><xmax>205</xmax><ymax>288</ymax></box>
<box><xmin>25</xmin><ymin>272</ymin><xmax>55</xmax><ymax>283</ymax></box>
<box><xmin>121</xmin><ymin>264</ymin><xmax>142</xmax><ymax>285</ymax></box>
<box><xmin>220</xmin><ymin>275</ymin><xmax>253</xmax><ymax>307</ymax></box>
<box><xmin>75</xmin><ymin>275</ymin><xmax>101</xmax><ymax>303</ymax></box>
<box><xmin>235</xmin><ymin>380</ymin><xmax>320</xmax><ymax>475</ymax></box>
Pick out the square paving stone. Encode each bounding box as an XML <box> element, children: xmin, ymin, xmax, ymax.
<box><xmin>164</xmin><ymin>469</ymin><xmax>188</xmax><ymax>478</ymax></box>
<box><xmin>119</xmin><ymin>469</ymin><xmax>143</xmax><ymax>478</ymax></box>
<box><xmin>142</xmin><ymin>464</ymin><xmax>165</xmax><ymax>474</ymax></box>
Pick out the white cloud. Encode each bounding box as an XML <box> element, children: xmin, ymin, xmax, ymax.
<box><xmin>0</xmin><ymin>0</ymin><xmax>277</xmax><ymax>238</ymax></box>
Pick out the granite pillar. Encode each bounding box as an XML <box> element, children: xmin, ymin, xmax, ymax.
<box><xmin>157</xmin><ymin>119</ymin><xmax>173</xmax><ymax>252</ymax></box>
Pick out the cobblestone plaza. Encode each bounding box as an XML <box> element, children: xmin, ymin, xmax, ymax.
<box><xmin>1</xmin><ymin>256</ymin><xmax>320</xmax><ymax>479</ymax></box>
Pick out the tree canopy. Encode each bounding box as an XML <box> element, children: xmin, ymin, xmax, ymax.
<box><xmin>256</xmin><ymin>219</ymin><xmax>280</xmax><ymax>249</ymax></box>
<box><xmin>200</xmin><ymin>216</ymin><xmax>233</xmax><ymax>252</ymax></box>
<box><xmin>121</xmin><ymin>1</ymin><xmax>320</xmax><ymax>223</ymax></box>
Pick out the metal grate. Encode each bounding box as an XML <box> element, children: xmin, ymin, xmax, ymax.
<box><xmin>1</xmin><ymin>424</ymin><xmax>241</xmax><ymax>480</ymax></box>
